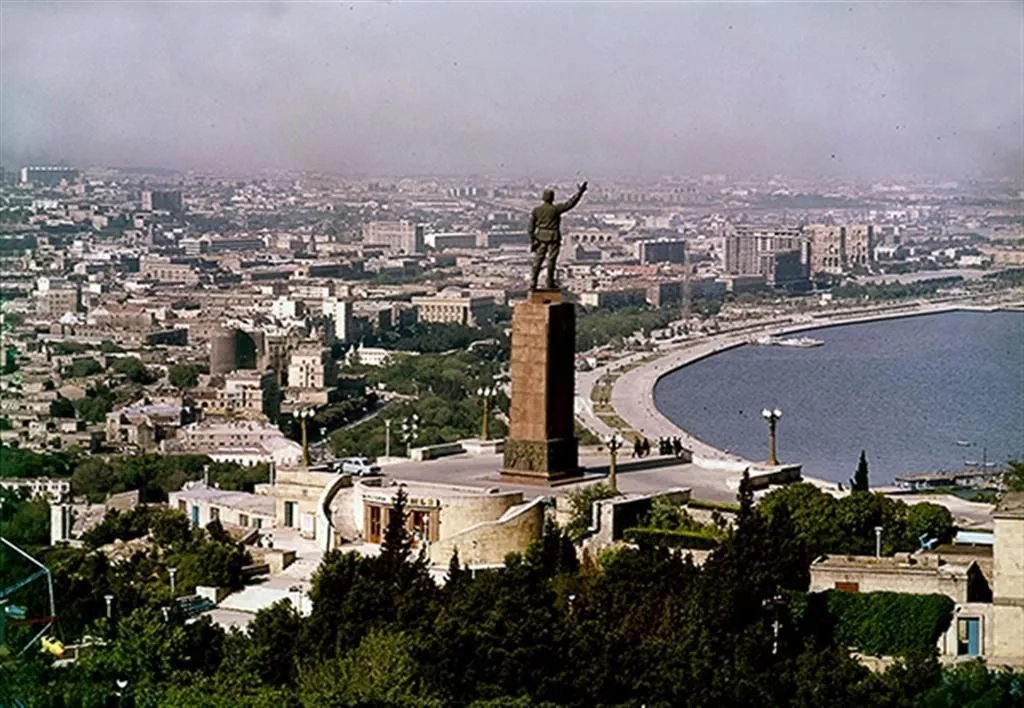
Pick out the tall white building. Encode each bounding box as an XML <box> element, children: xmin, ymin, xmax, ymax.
<box><xmin>322</xmin><ymin>299</ymin><xmax>355</xmax><ymax>343</ymax></box>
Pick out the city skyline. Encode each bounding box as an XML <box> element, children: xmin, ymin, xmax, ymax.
<box><xmin>1</xmin><ymin>2</ymin><xmax>1022</xmax><ymax>180</ymax></box>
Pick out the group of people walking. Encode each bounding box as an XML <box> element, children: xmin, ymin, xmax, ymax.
<box><xmin>630</xmin><ymin>435</ymin><xmax>686</xmax><ymax>459</ymax></box>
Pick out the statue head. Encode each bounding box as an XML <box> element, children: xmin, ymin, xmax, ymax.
<box><xmin>542</xmin><ymin>189</ymin><xmax>554</xmax><ymax>204</ymax></box>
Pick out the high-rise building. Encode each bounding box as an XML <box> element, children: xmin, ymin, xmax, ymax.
<box><xmin>363</xmin><ymin>220</ymin><xmax>424</xmax><ymax>254</ymax></box>
<box><xmin>724</xmin><ymin>226</ymin><xmax>808</xmax><ymax>287</ymax></box>
<box><xmin>635</xmin><ymin>239</ymin><xmax>686</xmax><ymax>265</ymax></box>
<box><xmin>287</xmin><ymin>346</ymin><xmax>335</xmax><ymax>390</ymax></box>
<box><xmin>141</xmin><ymin>190</ymin><xmax>184</xmax><ymax>214</ymax></box>
<box><xmin>806</xmin><ymin>224</ymin><xmax>874</xmax><ymax>275</ymax></box>
<box><xmin>323</xmin><ymin>299</ymin><xmax>355</xmax><ymax>343</ymax></box>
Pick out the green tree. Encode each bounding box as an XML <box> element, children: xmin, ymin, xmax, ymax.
<box><xmin>168</xmin><ymin>363</ymin><xmax>202</xmax><ymax>389</ymax></box>
<box><xmin>851</xmin><ymin>450</ymin><xmax>870</xmax><ymax>492</ymax></box>
<box><xmin>49</xmin><ymin>396</ymin><xmax>76</xmax><ymax>418</ymax></box>
<box><xmin>246</xmin><ymin>600</ymin><xmax>302</xmax><ymax>686</ymax></box>
<box><xmin>112</xmin><ymin>356</ymin><xmax>157</xmax><ymax>384</ymax></box>
<box><xmin>299</xmin><ymin>629</ymin><xmax>439</xmax><ymax>707</ymax></box>
<box><xmin>0</xmin><ymin>488</ymin><xmax>50</xmax><ymax>548</ymax></box>
<box><xmin>69</xmin><ymin>357</ymin><xmax>103</xmax><ymax>378</ymax></box>
<box><xmin>565</xmin><ymin>482</ymin><xmax>617</xmax><ymax>542</ymax></box>
<box><xmin>1003</xmin><ymin>460</ymin><xmax>1024</xmax><ymax>493</ymax></box>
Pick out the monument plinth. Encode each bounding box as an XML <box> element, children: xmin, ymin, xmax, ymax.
<box><xmin>501</xmin><ymin>289</ymin><xmax>581</xmax><ymax>484</ymax></box>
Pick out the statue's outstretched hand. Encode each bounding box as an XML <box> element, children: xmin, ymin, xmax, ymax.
<box><xmin>578</xmin><ymin>181</ymin><xmax>588</xmax><ymax>192</ymax></box>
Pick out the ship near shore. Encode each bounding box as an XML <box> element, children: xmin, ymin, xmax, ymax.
<box><xmin>749</xmin><ymin>335</ymin><xmax>825</xmax><ymax>348</ymax></box>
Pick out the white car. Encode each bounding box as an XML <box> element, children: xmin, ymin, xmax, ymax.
<box><xmin>338</xmin><ymin>457</ymin><xmax>381</xmax><ymax>477</ymax></box>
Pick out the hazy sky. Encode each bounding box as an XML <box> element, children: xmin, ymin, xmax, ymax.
<box><xmin>1</xmin><ymin>2</ymin><xmax>1021</xmax><ymax>180</ymax></box>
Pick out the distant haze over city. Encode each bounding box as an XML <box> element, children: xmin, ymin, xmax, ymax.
<box><xmin>1</xmin><ymin>2</ymin><xmax>1021</xmax><ymax>180</ymax></box>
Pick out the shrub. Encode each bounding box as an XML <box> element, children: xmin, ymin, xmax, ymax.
<box><xmin>813</xmin><ymin>591</ymin><xmax>954</xmax><ymax>655</ymax></box>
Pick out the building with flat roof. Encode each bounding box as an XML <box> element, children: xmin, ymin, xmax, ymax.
<box><xmin>412</xmin><ymin>292</ymin><xmax>494</xmax><ymax>326</ymax></box>
<box><xmin>170</xmin><ymin>481</ymin><xmax>275</xmax><ymax>530</ymax></box>
<box><xmin>364</xmin><ymin>220</ymin><xmax>424</xmax><ymax>255</ymax></box>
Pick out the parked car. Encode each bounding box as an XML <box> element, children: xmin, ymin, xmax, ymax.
<box><xmin>339</xmin><ymin>456</ymin><xmax>382</xmax><ymax>477</ymax></box>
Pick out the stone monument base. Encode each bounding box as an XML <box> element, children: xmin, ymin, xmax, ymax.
<box><xmin>500</xmin><ymin>437</ymin><xmax>582</xmax><ymax>485</ymax></box>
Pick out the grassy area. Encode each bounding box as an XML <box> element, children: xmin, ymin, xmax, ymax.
<box><xmin>687</xmin><ymin>499</ymin><xmax>741</xmax><ymax>513</ymax></box>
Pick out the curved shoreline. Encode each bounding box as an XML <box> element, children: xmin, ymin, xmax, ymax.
<box><xmin>608</xmin><ymin>298</ymin><xmax>1023</xmax><ymax>472</ymax></box>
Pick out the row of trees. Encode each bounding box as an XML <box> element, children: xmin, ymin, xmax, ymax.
<box><xmin>331</xmin><ymin>349</ymin><xmax>507</xmax><ymax>457</ymax></box>
<box><xmin>4</xmin><ymin>489</ymin><xmax>1018</xmax><ymax>705</ymax></box>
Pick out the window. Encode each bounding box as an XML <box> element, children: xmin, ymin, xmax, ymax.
<box><xmin>239</xmin><ymin>514</ymin><xmax>249</xmax><ymax>527</ymax></box>
<box><xmin>210</xmin><ymin>507</ymin><xmax>220</xmax><ymax>522</ymax></box>
<box><xmin>178</xmin><ymin>500</ymin><xmax>187</xmax><ymax>512</ymax></box>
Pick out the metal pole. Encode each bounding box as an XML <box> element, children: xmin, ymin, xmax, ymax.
<box><xmin>481</xmin><ymin>394</ymin><xmax>489</xmax><ymax>441</ymax></box>
<box><xmin>768</xmin><ymin>418</ymin><xmax>778</xmax><ymax>466</ymax></box>
<box><xmin>385</xmin><ymin>420</ymin><xmax>391</xmax><ymax>458</ymax></box>
<box><xmin>301</xmin><ymin>415</ymin><xmax>310</xmax><ymax>467</ymax></box>
<box><xmin>875</xmin><ymin>526</ymin><xmax>883</xmax><ymax>558</ymax></box>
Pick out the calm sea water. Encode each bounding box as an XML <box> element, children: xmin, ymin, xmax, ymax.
<box><xmin>653</xmin><ymin>311</ymin><xmax>1024</xmax><ymax>485</ymax></box>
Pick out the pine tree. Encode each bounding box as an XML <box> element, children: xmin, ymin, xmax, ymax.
<box><xmin>851</xmin><ymin>450</ymin><xmax>870</xmax><ymax>493</ymax></box>
<box><xmin>738</xmin><ymin>467</ymin><xmax>755</xmax><ymax>525</ymax></box>
<box><xmin>380</xmin><ymin>485</ymin><xmax>412</xmax><ymax>570</ymax></box>
<box><xmin>444</xmin><ymin>549</ymin><xmax>466</xmax><ymax>587</ymax></box>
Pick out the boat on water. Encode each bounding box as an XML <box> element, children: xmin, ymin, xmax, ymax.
<box><xmin>955</xmin><ymin>440</ymin><xmax>972</xmax><ymax>447</ymax></box>
<box><xmin>749</xmin><ymin>335</ymin><xmax>825</xmax><ymax>348</ymax></box>
<box><xmin>965</xmin><ymin>447</ymin><xmax>997</xmax><ymax>468</ymax></box>
<box><xmin>775</xmin><ymin>336</ymin><xmax>825</xmax><ymax>348</ymax></box>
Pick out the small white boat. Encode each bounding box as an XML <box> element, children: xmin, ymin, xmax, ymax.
<box><xmin>774</xmin><ymin>336</ymin><xmax>825</xmax><ymax>348</ymax></box>
<box><xmin>955</xmin><ymin>440</ymin><xmax>971</xmax><ymax>447</ymax></box>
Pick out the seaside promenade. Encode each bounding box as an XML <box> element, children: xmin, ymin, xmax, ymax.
<box><xmin>586</xmin><ymin>295</ymin><xmax>1024</xmax><ymax>474</ymax></box>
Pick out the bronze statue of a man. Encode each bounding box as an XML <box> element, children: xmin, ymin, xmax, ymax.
<box><xmin>529</xmin><ymin>181</ymin><xmax>587</xmax><ymax>290</ymax></box>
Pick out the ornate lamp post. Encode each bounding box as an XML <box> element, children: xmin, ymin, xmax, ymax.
<box><xmin>297</xmin><ymin>408</ymin><xmax>315</xmax><ymax>467</ymax></box>
<box><xmin>401</xmin><ymin>414</ymin><xmax>420</xmax><ymax>457</ymax></box>
<box><xmin>761</xmin><ymin>407</ymin><xmax>782</xmax><ymax>466</ymax></box>
<box><xmin>476</xmin><ymin>385</ymin><xmax>496</xmax><ymax>441</ymax></box>
<box><xmin>104</xmin><ymin>594</ymin><xmax>114</xmax><ymax>620</ymax></box>
<box><xmin>874</xmin><ymin>526</ymin><xmax>883</xmax><ymax>559</ymax></box>
<box><xmin>606</xmin><ymin>433</ymin><xmax>624</xmax><ymax>493</ymax></box>
<box><xmin>168</xmin><ymin>566</ymin><xmax>177</xmax><ymax>596</ymax></box>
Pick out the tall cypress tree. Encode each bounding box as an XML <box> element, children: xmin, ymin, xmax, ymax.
<box><xmin>738</xmin><ymin>468</ymin><xmax>755</xmax><ymax>525</ymax></box>
<box><xmin>380</xmin><ymin>484</ymin><xmax>412</xmax><ymax>570</ymax></box>
<box><xmin>851</xmin><ymin>450</ymin><xmax>870</xmax><ymax>493</ymax></box>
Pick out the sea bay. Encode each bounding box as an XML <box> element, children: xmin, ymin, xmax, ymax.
<box><xmin>653</xmin><ymin>311</ymin><xmax>1024</xmax><ymax>485</ymax></box>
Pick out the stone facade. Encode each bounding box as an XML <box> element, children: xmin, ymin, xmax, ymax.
<box><xmin>992</xmin><ymin>493</ymin><xmax>1024</xmax><ymax>661</ymax></box>
<box><xmin>501</xmin><ymin>290</ymin><xmax>580</xmax><ymax>483</ymax></box>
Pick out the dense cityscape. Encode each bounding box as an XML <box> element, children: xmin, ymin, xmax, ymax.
<box><xmin>1</xmin><ymin>2</ymin><xmax>1023</xmax><ymax>706</ymax></box>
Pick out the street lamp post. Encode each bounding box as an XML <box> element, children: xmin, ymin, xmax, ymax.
<box><xmin>297</xmin><ymin>408</ymin><xmax>315</xmax><ymax>467</ymax></box>
<box><xmin>874</xmin><ymin>526</ymin><xmax>883</xmax><ymax>559</ymax></box>
<box><xmin>104</xmin><ymin>594</ymin><xmax>114</xmax><ymax>620</ymax></box>
<box><xmin>476</xmin><ymin>385</ymin><xmax>496</xmax><ymax>441</ymax></box>
<box><xmin>761</xmin><ymin>408</ymin><xmax>783</xmax><ymax>466</ymax></box>
<box><xmin>606</xmin><ymin>433</ymin><xmax>624</xmax><ymax>493</ymax></box>
<box><xmin>384</xmin><ymin>419</ymin><xmax>392</xmax><ymax>459</ymax></box>
<box><xmin>401</xmin><ymin>414</ymin><xmax>420</xmax><ymax>457</ymax></box>
<box><xmin>168</xmin><ymin>566</ymin><xmax>177</xmax><ymax>596</ymax></box>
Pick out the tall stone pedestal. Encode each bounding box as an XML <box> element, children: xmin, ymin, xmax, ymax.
<box><xmin>501</xmin><ymin>290</ymin><xmax>581</xmax><ymax>484</ymax></box>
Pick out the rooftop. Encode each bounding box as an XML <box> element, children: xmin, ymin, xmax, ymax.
<box><xmin>994</xmin><ymin>491</ymin><xmax>1024</xmax><ymax>519</ymax></box>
